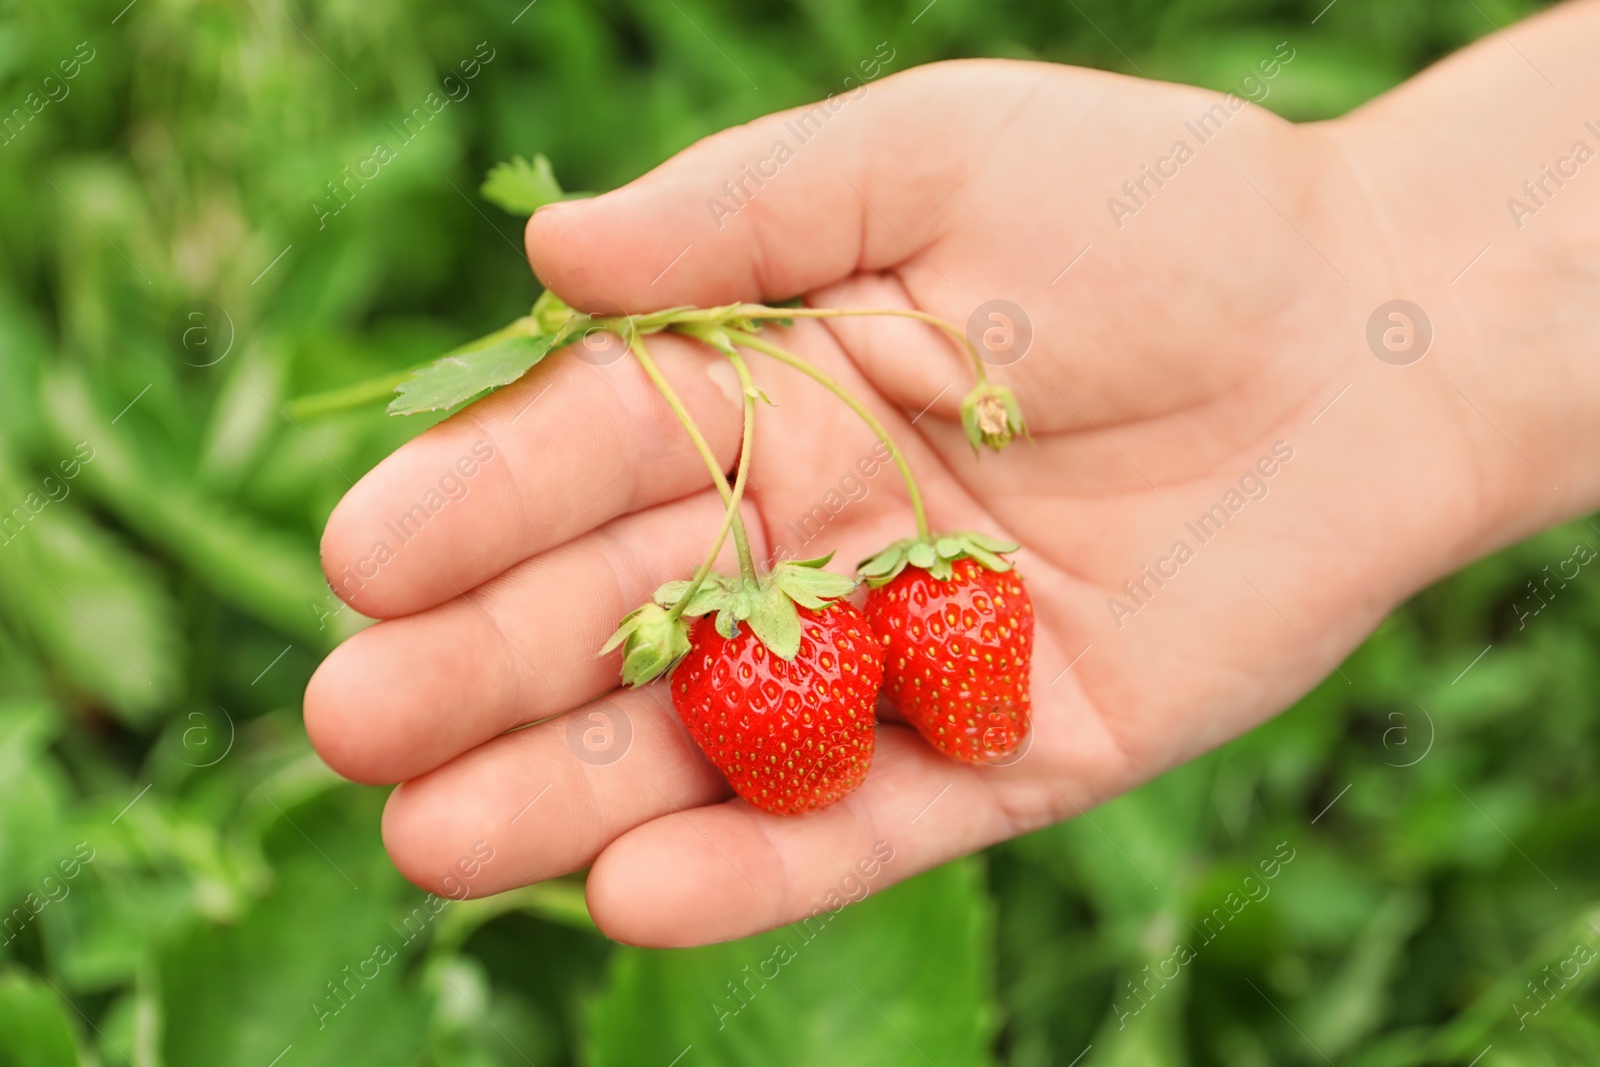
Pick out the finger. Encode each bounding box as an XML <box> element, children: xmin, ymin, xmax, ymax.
<box><xmin>525</xmin><ymin>62</ymin><xmax>1034</xmax><ymax>311</ymax></box>
<box><xmin>319</xmin><ymin>330</ymin><xmax>742</xmax><ymax>619</ymax></box>
<box><xmin>305</xmin><ymin>490</ymin><xmax>737</xmax><ymax>786</ymax></box>
<box><xmin>379</xmin><ymin>685</ymin><xmax>728</xmax><ymax>900</ymax></box>
<box><xmin>582</xmin><ymin>727</ymin><xmax>1017</xmax><ymax>947</ymax></box>
<box><xmin>734</xmin><ymin>317</ymin><xmax>1000</xmax><ymax>565</ymax></box>
<box><xmin>582</xmin><ymin>655</ymin><xmax>1139</xmax><ymax>948</ymax></box>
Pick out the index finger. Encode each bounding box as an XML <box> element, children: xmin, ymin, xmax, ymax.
<box><xmin>523</xmin><ymin>61</ymin><xmax>1016</xmax><ymax>311</ymax></box>
<box><xmin>320</xmin><ymin>331</ymin><xmax>742</xmax><ymax>619</ymax></box>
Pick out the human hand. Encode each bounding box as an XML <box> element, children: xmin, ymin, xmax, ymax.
<box><xmin>307</xmin><ymin>23</ymin><xmax>1600</xmax><ymax>946</ymax></box>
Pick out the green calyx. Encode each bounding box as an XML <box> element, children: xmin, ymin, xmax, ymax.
<box><xmin>653</xmin><ymin>554</ymin><xmax>858</xmax><ymax>663</ymax></box>
<box><xmin>857</xmin><ymin>531</ymin><xmax>1020</xmax><ymax>587</ymax></box>
<box><xmin>960</xmin><ymin>382</ymin><xmax>1026</xmax><ymax>454</ymax></box>
<box><xmin>600</xmin><ymin>603</ymin><xmax>691</xmax><ymax>688</ymax></box>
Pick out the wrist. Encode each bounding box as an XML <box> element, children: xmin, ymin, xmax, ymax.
<box><xmin>1326</xmin><ymin>5</ymin><xmax>1600</xmax><ymax>564</ymax></box>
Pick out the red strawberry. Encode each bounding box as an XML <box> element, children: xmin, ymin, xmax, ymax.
<box><xmin>604</xmin><ymin>554</ymin><xmax>882</xmax><ymax>815</ymax></box>
<box><xmin>672</xmin><ymin>601</ymin><xmax>882</xmax><ymax>814</ymax></box>
<box><xmin>860</xmin><ymin>534</ymin><xmax>1033</xmax><ymax>763</ymax></box>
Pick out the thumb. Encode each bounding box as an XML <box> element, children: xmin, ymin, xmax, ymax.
<box><xmin>524</xmin><ymin>62</ymin><xmax>991</xmax><ymax>312</ymax></box>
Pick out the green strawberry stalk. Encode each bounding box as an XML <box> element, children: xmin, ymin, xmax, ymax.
<box><xmin>623</xmin><ymin>330</ymin><xmax>759</xmax><ymax>584</ymax></box>
<box><xmin>730</xmin><ymin>304</ymin><xmax>1025</xmax><ymax>455</ymax></box>
<box><xmin>589</xmin><ymin>301</ymin><xmax>1025</xmax><ymax>455</ymax></box>
<box><xmin>297</xmin><ymin>291</ymin><xmax>1024</xmax><ymax>458</ymax></box>
<box><xmin>602</xmin><ymin>332</ymin><xmax>863</xmax><ymax>689</ymax></box>
<box><xmin>603</xmin><ymin>329</ymin><xmax>881</xmax><ymax>816</ymax></box>
<box><xmin>718</xmin><ymin>327</ymin><xmax>1035</xmax><ymax>764</ymax></box>
<box><xmin>720</xmin><ymin>327</ymin><xmax>1020</xmax><ymax>579</ymax></box>
<box><xmin>721</xmin><ymin>326</ymin><xmax>933</xmax><ymax>543</ymax></box>
<box><xmin>598</xmin><ymin>331</ymin><xmax>755</xmax><ymax>686</ymax></box>
<box><xmin>734</xmin><ymin>303</ymin><xmax>986</xmax><ymax>377</ymax></box>
<box><xmin>584</xmin><ymin>300</ymin><xmax>985</xmax><ymax>379</ymax></box>
<box><xmin>660</xmin><ymin>345</ymin><xmax>759</xmax><ymax>626</ymax></box>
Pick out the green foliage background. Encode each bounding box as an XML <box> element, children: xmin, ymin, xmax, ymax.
<box><xmin>0</xmin><ymin>0</ymin><xmax>1592</xmax><ymax>1063</ymax></box>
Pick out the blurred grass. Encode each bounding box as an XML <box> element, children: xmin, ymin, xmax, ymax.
<box><xmin>0</xmin><ymin>0</ymin><xmax>1592</xmax><ymax>1064</ymax></box>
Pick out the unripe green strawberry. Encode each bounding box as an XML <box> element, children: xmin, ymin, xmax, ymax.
<box><xmin>860</xmin><ymin>535</ymin><xmax>1033</xmax><ymax>762</ymax></box>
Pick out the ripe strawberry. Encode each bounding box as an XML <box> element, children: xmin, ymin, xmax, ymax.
<box><xmin>604</xmin><ymin>554</ymin><xmax>882</xmax><ymax>815</ymax></box>
<box><xmin>860</xmin><ymin>534</ymin><xmax>1033</xmax><ymax>763</ymax></box>
<box><xmin>671</xmin><ymin>601</ymin><xmax>882</xmax><ymax>814</ymax></box>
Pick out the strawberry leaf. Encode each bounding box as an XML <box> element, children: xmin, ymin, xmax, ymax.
<box><xmin>388</xmin><ymin>331</ymin><xmax>557</xmax><ymax>415</ymax></box>
<box><xmin>713</xmin><ymin>584</ymin><xmax>754</xmax><ymax>640</ymax></box>
<box><xmin>858</xmin><ymin>531</ymin><xmax>1019</xmax><ymax>587</ymax></box>
<box><xmin>965</xmin><ymin>546</ymin><xmax>1010</xmax><ymax>572</ymax></box>
<box><xmin>747</xmin><ymin>585</ymin><xmax>802</xmax><ymax>660</ymax></box>
<box><xmin>965</xmin><ymin>531</ymin><xmax>1020</xmax><ymax>554</ymax></box>
<box><xmin>857</xmin><ymin>547</ymin><xmax>904</xmax><ymax>578</ymax></box>
<box><xmin>585</xmin><ymin>858</ymin><xmax>997</xmax><ymax>1066</ymax></box>
<box><xmin>654</xmin><ymin>574</ymin><xmax>733</xmax><ymax>618</ymax></box>
<box><xmin>480</xmin><ymin>153</ymin><xmax>566</xmax><ymax>215</ymax></box>
<box><xmin>773</xmin><ymin>563</ymin><xmax>857</xmax><ymax>608</ymax></box>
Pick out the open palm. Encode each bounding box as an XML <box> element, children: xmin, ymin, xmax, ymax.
<box><xmin>308</xmin><ymin>59</ymin><xmax>1492</xmax><ymax>945</ymax></box>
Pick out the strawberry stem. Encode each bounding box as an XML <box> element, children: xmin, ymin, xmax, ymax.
<box><xmin>625</xmin><ymin>332</ymin><xmax>759</xmax><ymax>582</ymax></box>
<box><xmin>734</xmin><ymin>303</ymin><xmax>990</xmax><ymax>385</ymax></box>
<box><xmin>667</xmin><ymin>349</ymin><xmax>760</xmax><ymax>621</ymax></box>
<box><xmin>724</xmin><ymin>327</ymin><xmax>932</xmax><ymax>542</ymax></box>
<box><xmin>290</xmin><ymin>369</ymin><xmax>417</xmax><ymax>420</ymax></box>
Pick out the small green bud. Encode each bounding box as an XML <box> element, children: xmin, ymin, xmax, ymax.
<box><xmin>961</xmin><ymin>382</ymin><xmax>1026</xmax><ymax>453</ymax></box>
<box><xmin>601</xmin><ymin>603</ymin><xmax>690</xmax><ymax>687</ymax></box>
